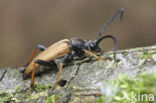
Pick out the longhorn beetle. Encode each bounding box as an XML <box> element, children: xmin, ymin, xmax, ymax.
<box><xmin>21</xmin><ymin>8</ymin><xmax>124</xmax><ymax>91</ymax></box>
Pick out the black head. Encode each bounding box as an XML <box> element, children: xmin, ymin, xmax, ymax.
<box><xmin>84</xmin><ymin>40</ymin><xmax>101</xmax><ymax>52</ymax></box>
<box><xmin>84</xmin><ymin>8</ymin><xmax>124</xmax><ymax>59</ymax></box>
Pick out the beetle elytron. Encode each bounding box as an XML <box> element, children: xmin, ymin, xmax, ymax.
<box><xmin>21</xmin><ymin>8</ymin><xmax>124</xmax><ymax>91</ymax></box>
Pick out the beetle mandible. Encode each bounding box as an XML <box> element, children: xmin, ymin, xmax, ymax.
<box><xmin>21</xmin><ymin>8</ymin><xmax>124</xmax><ymax>91</ymax></box>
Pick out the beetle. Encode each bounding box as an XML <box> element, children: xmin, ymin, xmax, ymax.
<box><xmin>21</xmin><ymin>8</ymin><xmax>124</xmax><ymax>91</ymax></box>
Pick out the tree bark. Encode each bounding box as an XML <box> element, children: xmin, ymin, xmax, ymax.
<box><xmin>0</xmin><ymin>45</ymin><xmax>156</xmax><ymax>103</ymax></box>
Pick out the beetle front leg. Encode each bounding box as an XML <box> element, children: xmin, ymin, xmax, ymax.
<box><xmin>84</xmin><ymin>49</ymin><xmax>111</xmax><ymax>61</ymax></box>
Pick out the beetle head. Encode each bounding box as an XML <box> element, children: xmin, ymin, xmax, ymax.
<box><xmin>84</xmin><ymin>40</ymin><xmax>101</xmax><ymax>52</ymax></box>
<box><xmin>84</xmin><ymin>8</ymin><xmax>124</xmax><ymax>59</ymax></box>
<box><xmin>84</xmin><ymin>34</ymin><xmax>117</xmax><ymax>53</ymax></box>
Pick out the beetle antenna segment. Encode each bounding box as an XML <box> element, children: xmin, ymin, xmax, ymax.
<box><xmin>97</xmin><ymin>8</ymin><xmax>124</xmax><ymax>40</ymax></box>
<box><xmin>96</xmin><ymin>35</ymin><xmax>117</xmax><ymax>59</ymax></box>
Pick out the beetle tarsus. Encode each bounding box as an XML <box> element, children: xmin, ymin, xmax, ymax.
<box><xmin>20</xmin><ymin>67</ymin><xmax>27</xmax><ymax>73</ymax></box>
<box><xmin>22</xmin><ymin>73</ymin><xmax>28</xmax><ymax>80</ymax></box>
<box><xmin>58</xmin><ymin>79</ymin><xmax>67</xmax><ymax>87</ymax></box>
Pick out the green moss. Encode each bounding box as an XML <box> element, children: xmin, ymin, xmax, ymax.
<box><xmin>1</xmin><ymin>72</ymin><xmax>156</xmax><ymax>103</ymax></box>
<box><xmin>16</xmin><ymin>93</ymin><xmax>24</xmax><ymax>101</ymax></box>
<box><xmin>0</xmin><ymin>90</ymin><xmax>12</xmax><ymax>102</ymax></box>
<box><xmin>96</xmin><ymin>95</ymin><xmax>106</xmax><ymax>103</ymax></box>
<box><xmin>45</xmin><ymin>94</ymin><xmax>61</xmax><ymax>103</ymax></box>
<box><xmin>139</xmin><ymin>51</ymin><xmax>152</xmax><ymax>59</ymax></box>
<box><xmin>23</xmin><ymin>84</ymin><xmax>52</xmax><ymax>100</ymax></box>
<box><xmin>45</xmin><ymin>95</ymin><xmax>56</xmax><ymax>103</ymax></box>
<box><xmin>33</xmin><ymin>83</ymin><xmax>52</xmax><ymax>92</ymax></box>
<box><xmin>96</xmin><ymin>72</ymin><xmax>156</xmax><ymax>103</ymax></box>
<box><xmin>0</xmin><ymin>84</ymin><xmax>53</xmax><ymax>102</ymax></box>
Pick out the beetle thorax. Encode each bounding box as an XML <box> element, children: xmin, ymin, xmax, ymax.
<box><xmin>70</xmin><ymin>38</ymin><xmax>85</xmax><ymax>57</ymax></box>
<box><xmin>70</xmin><ymin>38</ymin><xmax>85</xmax><ymax>51</ymax></box>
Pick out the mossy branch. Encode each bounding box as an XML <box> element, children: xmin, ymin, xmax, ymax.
<box><xmin>0</xmin><ymin>45</ymin><xmax>156</xmax><ymax>103</ymax></box>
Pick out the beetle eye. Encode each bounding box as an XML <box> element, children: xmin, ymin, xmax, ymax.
<box><xmin>90</xmin><ymin>42</ymin><xmax>95</xmax><ymax>47</ymax></box>
<box><xmin>84</xmin><ymin>41</ymin><xmax>98</xmax><ymax>51</ymax></box>
<box><xmin>89</xmin><ymin>42</ymin><xmax>96</xmax><ymax>50</ymax></box>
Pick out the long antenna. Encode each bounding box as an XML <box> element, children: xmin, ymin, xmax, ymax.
<box><xmin>96</xmin><ymin>35</ymin><xmax>117</xmax><ymax>59</ymax></box>
<box><xmin>97</xmin><ymin>8</ymin><xmax>124</xmax><ymax>40</ymax></box>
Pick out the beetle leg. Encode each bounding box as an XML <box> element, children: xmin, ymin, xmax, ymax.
<box><xmin>58</xmin><ymin>79</ymin><xmax>67</xmax><ymax>87</ymax></box>
<box><xmin>26</xmin><ymin>44</ymin><xmax>47</xmax><ymax>66</ymax></box>
<box><xmin>23</xmin><ymin>62</ymin><xmax>36</xmax><ymax>98</ymax></box>
<box><xmin>67</xmin><ymin>64</ymin><xmax>80</xmax><ymax>87</ymax></box>
<box><xmin>30</xmin><ymin>61</ymin><xmax>36</xmax><ymax>88</ymax></box>
<box><xmin>84</xmin><ymin>49</ymin><xmax>110</xmax><ymax>61</ymax></box>
<box><xmin>19</xmin><ymin>47</ymin><xmax>38</xmax><ymax>73</ymax></box>
<box><xmin>51</xmin><ymin>62</ymin><xmax>63</xmax><ymax>91</ymax></box>
<box><xmin>51</xmin><ymin>52</ymin><xmax>74</xmax><ymax>91</ymax></box>
<box><xmin>37</xmin><ymin>44</ymin><xmax>46</xmax><ymax>51</ymax></box>
<box><xmin>35</xmin><ymin>59</ymin><xmax>57</xmax><ymax>67</ymax></box>
<box><xmin>30</xmin><ymin>58</ymin><xmax>57</xmax><ymax>87</ymax></box>
<box><xmin>20</xmin><ymin>45</ymin><xmax>47</xmax><ymax>73</ymax></box>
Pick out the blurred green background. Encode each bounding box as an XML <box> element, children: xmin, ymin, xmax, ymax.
<box><xmin>0</xmin><ymin>0</ymin><xmax>156</xmax><ymax>67</ymax></box>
